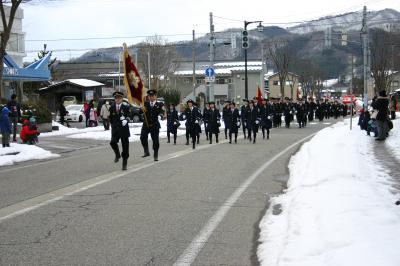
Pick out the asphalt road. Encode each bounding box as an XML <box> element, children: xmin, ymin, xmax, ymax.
<box><xmin>0</xmin><ymin>120</ymin><xmax>337</xmax><ymax>265</ymax></box>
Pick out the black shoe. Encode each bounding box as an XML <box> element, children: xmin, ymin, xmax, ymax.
<box><xmin>185</xmin><ymin>141</ymin><xmax>189</xmax><ymax>145</ymax></box>
<box><xmin>167</xmin><ymin>140</ymin><xmax>170</xmax><ymax>143</ymax></box>
<box><xmin>229</xmin><ymin>141</ymin><xmax>232</xmax><ymax>144</ymax></box>
<box><xmin>114</xmin><ymin>155</ymin><xmax>121</xmax><ymax>163</ymax></box>
<box><xmin>267</xmin><ymin>135</ymin><xmax>269</xmax><ymax>140</ymax></box>
<box><xmin>154</xmin><ymin>151</ymin><xmax>158</xmax><ymax>161</ymax></box>
<box><xmin>142</xmin><ymin>152</ymin><xmax>150</xmax><ymax>158</ymax></box>
<box><xmin>253</xmin><ymin>140</ymin><xmax>256</xmax><ymax>144</ymax></box>
<box><xmin>122</xmin><ymin>159</ymin><xmax>127</xmax><ymax>170</ymax></box>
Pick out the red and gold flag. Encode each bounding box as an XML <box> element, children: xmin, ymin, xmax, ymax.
<box><xmin>123</xmin><ymin>43</ymin><xmax>145</xmax><ymax>106</ymax></box>
<box><xmin>256</xmin><ymin>85</ymin><xmax>263</xmax><ymax>104</ymax></box>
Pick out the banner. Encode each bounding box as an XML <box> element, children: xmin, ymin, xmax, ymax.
<box><xmin>123</xmin><ymin>43</ymin><xmax>144</xmax><ymax>106</ymax></box>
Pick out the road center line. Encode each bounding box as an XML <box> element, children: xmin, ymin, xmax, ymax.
<box><xmin>0</xmin><ymin>139</ymin><xmax>228</xmax><ymax>223</ymax></box>
<box><xmin>173</xmin><ymin>133</ymin><xmax>316</xmax><ymax>266</ymax></box>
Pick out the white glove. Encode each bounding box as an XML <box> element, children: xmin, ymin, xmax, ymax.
<box><xmin>174</xmin><ymin>122</ymin><xmax>177</xmax><ymax>125</ymax></box>
<box><xmin>122</xmin><ymin>120</ymin><xmax>128</xmax><ymax>126</ymax></box>
<box><xmin>237</xmin><ymin>122</ymin><xmax>240</xmax><ymax>126</ymax></box>
<box><xmin>268</xmin><ymin>116</ymin><xmax>271</xmax><ymax>119</ymax></box>
<box><xmin>182</xmin><ymin>114</ymin><xmax>186</xmax><ymax>119</ymax></box>
<box><xmin>255</xmin><ymin>120</ymin><xmax>259</xmax><ymax>124</ymax></box>
<box><xmin>120</xmin><ymin>115</ymin><xmax>125</xmax><ymax>121</ymax></box>
<box><xmin>158</xmin><ymin>115</ymin><xmax>162</xmax><ymax>120</ymax></box>
<box><xmin>195</xmin><ymin>120</ymin><xmax>199</xmax><ymax>124</ymax></box>
<box><xmin>243</xmin><ymin>122</ymin><xmax>246</xmax><ymax>127</ymax></box>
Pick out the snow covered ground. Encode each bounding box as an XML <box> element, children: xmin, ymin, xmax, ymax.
<box><xmin>258</xmin><ymin>117</ymin><xmax>400</xmax><ymax>266</ymax></box>
<box><xmin>0</xmin><ymin>143</ymin><xmax>59</xmax><ymax>167</ymax></box>
<box><xmin>386</xmin><ymin>113</ymin><xmax>400</xmax><ymax>161</ymax></box>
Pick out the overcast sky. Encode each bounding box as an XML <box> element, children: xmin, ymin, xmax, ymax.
<box><xmin>21</xmin><ymin>0</ymin><xmax>400</xmax><ymax>62</ymax></box>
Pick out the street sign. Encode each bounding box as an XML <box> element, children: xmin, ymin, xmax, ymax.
<box><xmin>205</xmin><ymin>67</ymin><xmax>215</xmax><ymax>77</ymax></box>
<box><xmin>205</xmin><ymin>76</ymin><xmax>215</xmax><ymax>83</ymax></box>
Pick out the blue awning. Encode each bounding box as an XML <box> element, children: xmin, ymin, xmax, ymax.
<box><xmin>3</xmin><ymin>53</ymin><xmax>51</xmax><ymax>82</ymax></box>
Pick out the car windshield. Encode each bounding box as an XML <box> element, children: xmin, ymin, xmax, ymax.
<box><xmin>66</xmin><ymin>105</ymin><xmax>82</xmax><ymax>111</ymax></box>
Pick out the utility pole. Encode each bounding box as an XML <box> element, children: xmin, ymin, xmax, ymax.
<box><xmin>192</xmin><ymin>29</ymin><xmax>196</xmax><ymax>101</ymax></box>
<box><xmin>362</xmin><ymin>6</ymin><xmax>369</xmax><ymax>109</ymax></box>
<box><xmin>148</xmin><ymin>51</ymin><xmax>151</xmax><ymax>91</ymax></box>
<box><xmin>209</xmin><ymin>12</ymin><xmax>215</xmax><ymax>102</ymax></box>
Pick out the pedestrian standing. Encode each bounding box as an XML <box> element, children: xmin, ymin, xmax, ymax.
<box><xmin>83</xmin><ymin>101</ymin><xmax>90</xmax><ymax>127</ymax></box>
<box><xmin>59</xmin><ymin>100</ymin><xmax>70</xmax><ymax>127</ymax></box>
<box><xmin>167</xmin><ymin>104</ymin><xmax>179</xmax><ymax>144</ymax></box>
<box><xmin>0</xmin><ymin>106</ymin><xmax>11</xmax><ymax>147</ymax></box>
<box><xmin>109</xmin><ymin>91</ymin><xmax>131</xmax><ymax>170</ymax></box>
<box><xmin>371</xmin><ymin>90</ymin><xmax>390</xmax><ymax>141</ymax></box>
<box><xmin>100</xmin><ymin>101</ymin><xmax>111</xmax><ymax>130</ymax></box>
<box><xmin>140</xmin><ymin>89</ymin><xmax>165</xmax><ymax>161</ymax></box>
<box><xmin>6</xmin><ymin>94</ymin><xmax>20</xmax><ymax>142</ymax></box>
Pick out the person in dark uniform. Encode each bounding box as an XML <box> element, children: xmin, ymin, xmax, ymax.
<box><xmin>246</xmin><ymin>100</ymin><xmax>260</xmax><ymax>143</ymax></box>
<box><xmin>222</xmin><ymin>101</ymin><xmax>230</xmax><ymax>139</ymax></box>
<box><xmin>167</xmin><ymin>104</ymin><xmax>179</xmax><ymax>144</ymax></box>
<box><xmin>308</xmin><ymin>98</ymin><xmax>316</xmax><ymax>122</ymax></box>
<box><xmin>203</xmin><ymin>103</ymin><xmax>210</xmax><ymax>140</ymax></box>
<box><xmin>240</xmin><ymin>99</ymin><xmax>249</xmax><ymax>139</ymax></box>
<box><xmin>109</xmin><ymin>91</ymin><xmax>131</xmax><ymax>170</ymax></box>
<box><xmin>140</xmin><ymin>89</ymin><xmax>165</xmax><ymax>161</ymax></box>
<box><xmin>194</xmin><ymin>102</ymin><xmax>202</xmax><ymax>144</ymax></box>
<box><xmin>283</xmin><ymin>98</ymin><xmax>293</xmax><ymax>128</ymax></box>
<box><xmin>205</xmin><ymin>101</ymin><xmax>221</xmax><ymax>144</ymax></box>
<box><xmin>179</xmin><ymin>99</ymin><xmax>202</xmax><ymax>149</ymax></box>
<box><xmin>227</xmin><ymin>101</ymin><xmax>240</xmax><ymax>144</ymax></box>
<box><xmin>296</xmin><ymin>100</ymin><xmax>307</xmax><ymax>128</ymax></box>
<box><xmin>260</xmin><ymin>98</ymin><xmax>272</xmax><ymax>139</ymax></box>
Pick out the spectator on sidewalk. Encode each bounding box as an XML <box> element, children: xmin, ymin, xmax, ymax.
<box><xmin>390</xmin><ymin>95</ymin><xmax>397</xmax><ymax>120</ymax></box>
<box><xmin>6</xmin><ymin>93</ymin><xmax>20</xmax><ymax>142</ymax></box>
<box><xmin>371</xmin><ymin>90</ymin><xmax>389</xmax><ymax>141</ymax></box>
<box><xmin>0</xmin><ymin>106</ymin><xmax>11</xmax><ymax>147</ymax></box>
<box><xmin>59</xmin><ymin>100</ymin><xmax>70</xmax><ymax>127</ymax></box>
<box><xmin>100</xmin><ymin>100</ymin><xmax>111</xmax><ymax>130</ymax></box>
<box><xmin>20</xmin><ymin>119</ymin><xmax>40</xmax><ymax>144</ymax></box>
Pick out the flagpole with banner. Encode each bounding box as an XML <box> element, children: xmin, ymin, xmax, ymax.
<box><xmin>122</xmin><ymin>43</ymin><xmax>150</xmax><ymax>127</ymax></box>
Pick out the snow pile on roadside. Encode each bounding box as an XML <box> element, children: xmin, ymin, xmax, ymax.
<box><xmin>40</xmin><ymin>121</ymin><xmax>103</xmax><ymax>137</ymax></box>
<box><xmin>386</xmin><ymin>114</ymin><xmax>400</xmax><ymax>161</ymax></box>
<box><xmin>258</xmin><ymin>120</ymin><xmax>400</xmax><ymax>266</ymax></box>
<box><xmin>0</xmin><ymin>143</ymin><xmax>59</xmax><ymax>167</ymax></box>
<box><xmin>67</xmin><ymin>120</ymin><xmax>187</xmax><ymax>142</ymax></box>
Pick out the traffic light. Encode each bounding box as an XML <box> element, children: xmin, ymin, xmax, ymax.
<box><xmin>242</xmin><ymin>30</ymin><xmax>249</xmax><ymax>49</ymax></box>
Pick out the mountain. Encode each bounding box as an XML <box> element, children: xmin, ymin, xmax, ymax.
<box><xmin>288</xmin><ymin>8</ymin><xmax>400</xmax><ymax>34</ymax></box>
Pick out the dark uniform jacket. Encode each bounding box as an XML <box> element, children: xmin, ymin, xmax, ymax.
<box><xmin>372</xmin><ymin>97</ymin><xmax>389</xmax><ymax>122</ymax></box>
<box><xmin>227</xmin><ymin>108</ymin><xmax>240</xmax><ymax>133</ymax></box>
<box><xmin>246</xmin><ymin>107</ymin><xmax>260</xmax><ymax>129</ymax></box>
<box><xmin>259</xmin><ymin>104</ymin><xmax>273</xmax><ymax>129</ymax></box>
<box><xmin>141</xmin><ymin>101</ymin><xmax>164</xmax><ymax>130</ymax></box>
<box><xmin>109</xmin><ymin>102</ymin><xmax>131</xmax><ymax>138</ymax></box>
<box><xmin>205</xmin><ymin>108</ymin><xmax>221</xmax><ymax>133</ymax></box>
<box><xmin>180</xmin><ymin>107</ymin><xmax>202</xmax><ymax>133</ymax></box>
<box><xmin>167</xmin><ymin>109</ymin><xmax>179</xmax><ymax>133</ymax></box>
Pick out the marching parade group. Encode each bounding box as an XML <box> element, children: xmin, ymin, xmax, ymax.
<box><xmin>109</xmin><ymin>89</ymin><xmax>350</xmax><ymax>170</ymax></box>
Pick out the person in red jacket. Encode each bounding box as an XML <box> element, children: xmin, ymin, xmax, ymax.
<box><xmin>20</xmin><ymin>119</ymin><xmax>40</xmax><ymax>144</ymax></box>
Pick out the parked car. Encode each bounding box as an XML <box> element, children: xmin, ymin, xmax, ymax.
<box><xmin>97</xmin><ymin>97</ymin><xmax>143</xmax><ymax>123</ymax></box>
<box><xmin>65</xmin><ymin>104</ymin><xmax>85</xmax><ymax>122</ymax></box>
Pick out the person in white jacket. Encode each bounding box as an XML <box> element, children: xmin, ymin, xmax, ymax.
<box><xmin>100</xmin><ymin>101</ymin><xmax>111</xmax><ymax>130</ymax></box>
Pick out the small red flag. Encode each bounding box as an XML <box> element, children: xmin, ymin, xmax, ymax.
<box><xmin>123</xmin><ymin>43</ymin><xmax>144</xmax><ymax>106</ymax></box>
<box><xmin>256</xmin><ymin>85</ymin><xmax>263</xmax><ymax>104</ymax></box>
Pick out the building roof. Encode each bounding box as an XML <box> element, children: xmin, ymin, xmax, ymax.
<box><xmin>39</xmin><ymin>79</ymin><xmax>104</xmax><ymax>91</ymax></box>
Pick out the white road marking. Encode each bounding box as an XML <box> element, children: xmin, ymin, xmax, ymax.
<box><xmin>173</xmin><ymin>133</ymin><xmax>316</xmax><ymax>266</ymax></box>
<box><xmin>0</xmin><ymin>139</ymin><xmax>229</xmax><ymax>223</ymax></box>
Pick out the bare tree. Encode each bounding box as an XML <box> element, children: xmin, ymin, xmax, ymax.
<box><xmin>266</xmin><ymin>40</ymin><xmax>291</xmax><ymax>99</ymax></box>
<box><xmin>370</xmin><ymin>30</ymin><xmax>392</xmax><ymax>95</ymax></box>
<box><xmin>137</xmin><ymin>35</ymin><xmax>181</xmax><ymax>90</ymax></box>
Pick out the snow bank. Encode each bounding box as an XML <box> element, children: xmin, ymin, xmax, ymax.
<box><xmin>258</xmin><ymin>119</ymin><xmax>400</xmax><ymax>266</ymax></box>
<box><xmin>386</xmin><ymin>113</ymin><xmax>400</xmax><ymax>161</ymax></box>
<box><xmin>0</xmin><ymin>143</ymin><xmax>59</xmax><ymax>167</ymax></box>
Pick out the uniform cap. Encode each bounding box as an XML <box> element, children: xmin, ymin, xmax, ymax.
<box><xmin>147</xmin><ymin>89</ymin><xmax>157</xmax><ymax>96</ymax></box>
<box><xmin>113</xmin><ymin>91</ymin><xmax>124</xmax><ymax>98</ymax></box>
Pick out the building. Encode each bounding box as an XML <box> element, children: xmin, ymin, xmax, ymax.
<box><xmin>389</xmin><ymin>71</ymin><xmax>400</xmax><ymax>94</ymax></box>
<box><xmin>0</xmin><ymin>5</ymin><xmax>27</xmax><ymax>99</ymax></box>
<box><xmin>39</xmin><ymin>79</ymin><xmax>104</xmax><ymax>111</ymax></box>
<box><xmin>172</xmin><ymin>61</ymin><xmax>265</xmax><ymax>106</ymax></box>
<box><xmin>265</xmin><ymin>72</ymin><xmax>300</xmax><ymax>99</ymax></box>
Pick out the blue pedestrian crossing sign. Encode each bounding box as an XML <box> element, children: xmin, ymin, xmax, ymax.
<box><xmin>205</xmin><ymin>67</ymin><xmax>215</xmax><ymax>77</ymax></box>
